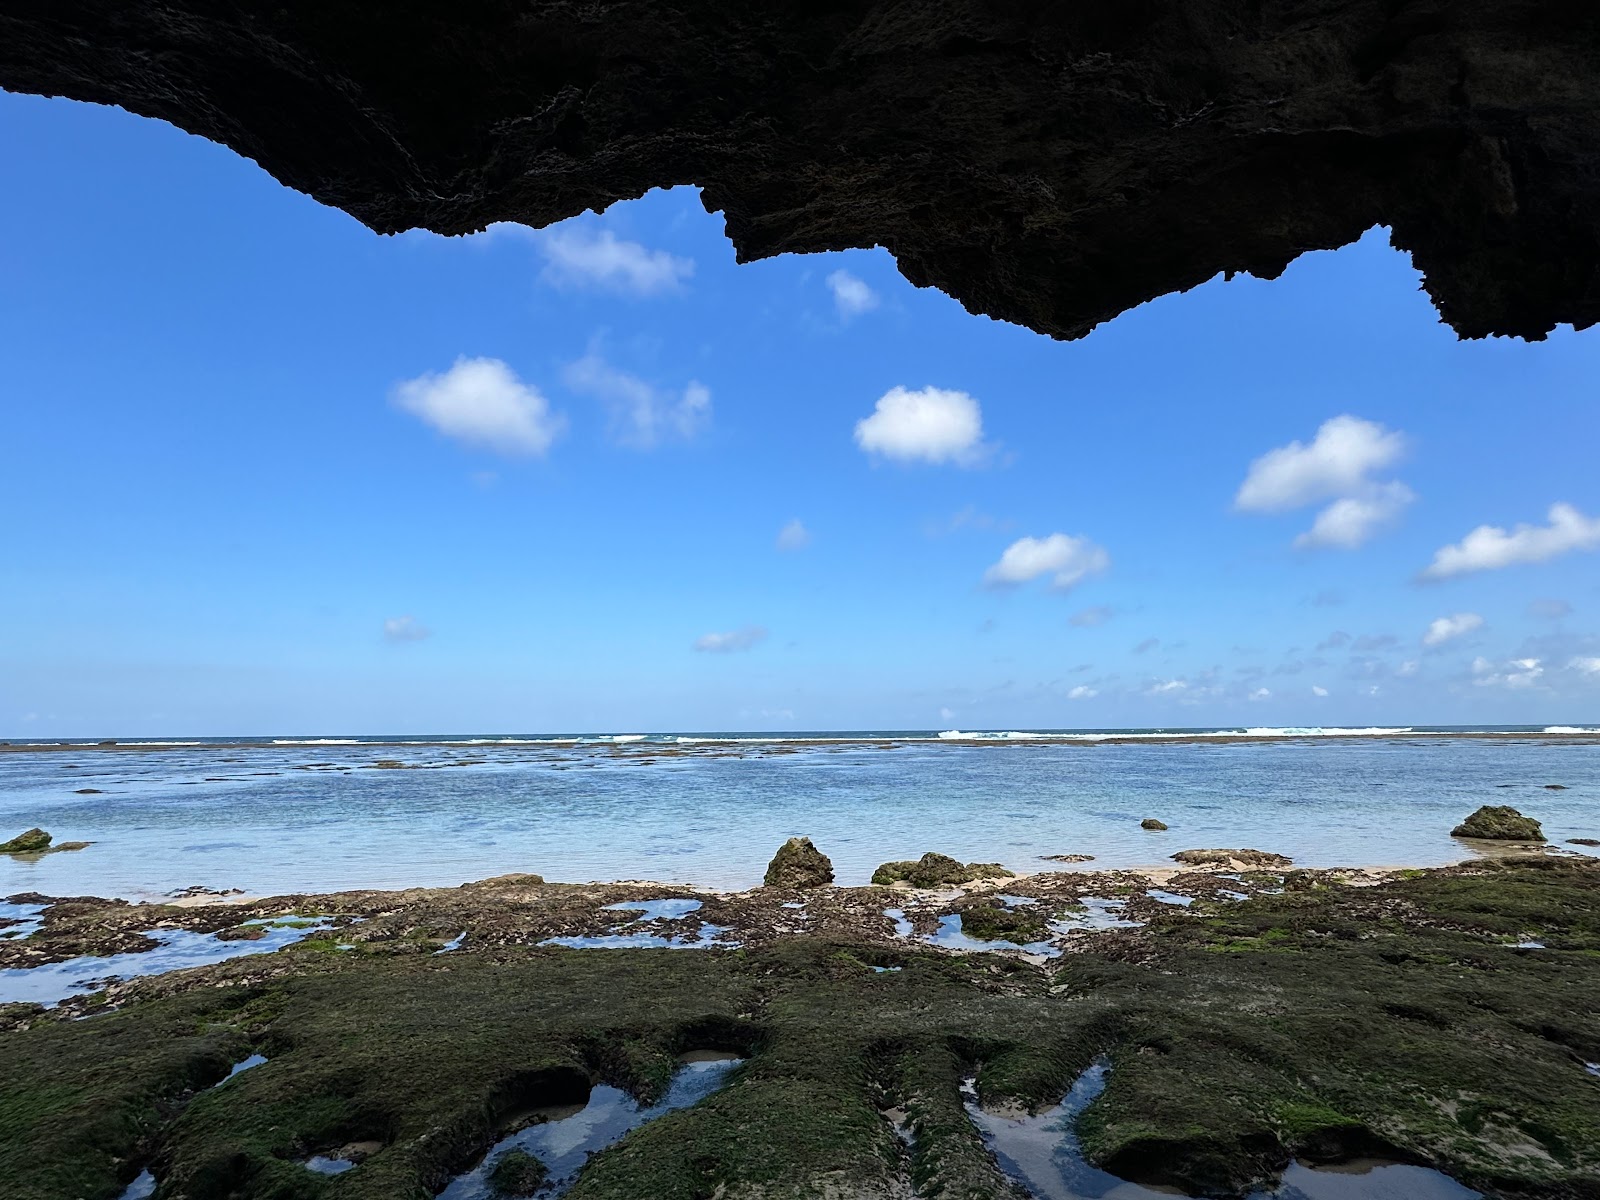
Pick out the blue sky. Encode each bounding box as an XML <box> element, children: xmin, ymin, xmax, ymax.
<box><xmin>2</xmin><ymin>92</ymin><xmax>1598</xmax><ymax>736</ymax></box>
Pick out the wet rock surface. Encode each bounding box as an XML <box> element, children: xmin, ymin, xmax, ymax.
<box><xmin>1141</xmin><ymin>818</ymin><xmax>1169</xmax><ymax>831</ymax></box>
<box><xmin>762</xmin><ymin>836</ymin><xmax>834</xmax><ymax>888</ymax></box>
<box><xmin>872</xmin><ymin>851</ymin><xmax>1013</xmax><ymax>888</ymax></box>
<box><xmin>2</xmin><ymin>858</ymin><xmax>1598</xmax><ymax>1199</ymax></box>
<box><xmin>1452</xmin><ymin>804</ymin><xmax>1545</xmax><ymax>841</ymax></box>
<box><xmin>3</xmin><ymin>3</ymin><xmax>1600</xmax><ymax>344</ymax></box>
<box><xmin>0</xmin><ymin>828</ymin><xmax>52</xmax><ymax>854</ymax></box>
<box><xmin>1171</xmin><ymin>848</ymin><xmax>1294</xmax><ymax>869</ymax></box>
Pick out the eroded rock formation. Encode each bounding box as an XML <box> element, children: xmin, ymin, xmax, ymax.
<box><xmin>2</xmin><ymin>2</ymin><xmax>1598</xmax><ymax>339</ymax></box>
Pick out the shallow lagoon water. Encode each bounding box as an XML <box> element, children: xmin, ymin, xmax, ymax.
<box><xmin>1</xmin><ymin>731</ymin><xmax>1597</xmax><ymax>898</ymax></box>
<box><xmin>966</xmin><ymin>1059</ymin><xmax>1482</xmax><ymax>1200</ymax></box>
<box><xmin>438</xmin><ymin>1056</ymin><xmax>741</xmax><ymax>1199</ymax></box>
<box><xmin>0</xmin><ymin>918</ymin><xmax>333</xmax><ymax>1006</ymax></box>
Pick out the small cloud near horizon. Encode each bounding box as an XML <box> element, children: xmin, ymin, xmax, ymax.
<box><xmin>1422</xmin><ymin>503</ymin><xmax>1600</xmax><ymax>580</ymax></box>
<box><xmin>694</xmin><ymin>626</ymin><xmax>768</xmax><ymax>653</ymax></box>
<box><xmin>383</xmin><ymin>616</ymin><xmax>430</xmax><ymax>643</ymax></box>
<box><xmin>775</xmin><ymin>519</ymin><xmax>812</xmax><ymax>551</ymax></box>
<box><xmin>984</xmin><ymin>533</ymin><xmax>1109</xmax><ymax>593</ymax></box>
<box><xmin>1422</xmin><ymin>612</ymin><xmax>1483</xmax><ymax>647</ymax></box>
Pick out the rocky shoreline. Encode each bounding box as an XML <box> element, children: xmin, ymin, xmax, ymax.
<box><xmin>3</xmin><ymin>825</ymin><xmax>1598</xmax><ymax>1200</ymax></box>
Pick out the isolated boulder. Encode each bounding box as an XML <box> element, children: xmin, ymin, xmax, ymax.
<box><xmin>0</xmin><ymin>828</ymin><xmax>51</xmax><ymax>855</ymax></box>
<box><xmin>764</xmin><ymin>837</ymin><xmax>834</xmax><ymax>888</ymax></box>
<box><xmin>1141</xmin><ymin>818</ymin><xmax>1169</xmax><ymax>831</ymax></box>
<box><xmin>1451</xmin><ymin>805</ymin><xmax>1544</xmax><ymax>841</ymax></box>
<box><xmin>872</xmin><ymin>852</ymin><xmax>1013</xmax><ymax>888</ymax></box>
<box><xmin>1568</xmin><ymin>838</ymin><xmax>1600</xmax><ymax>847</ymax></box>
<box><xmin>1171</xmin><ymin>848</ymin><xmax>1293</xmax><ymax>870</ymax></box>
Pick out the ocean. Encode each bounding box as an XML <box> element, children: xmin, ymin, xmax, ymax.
<box><xmin>2</xmin><ymin>726</ymin><xmax>1597</xmax><ymax>900</ymax></box>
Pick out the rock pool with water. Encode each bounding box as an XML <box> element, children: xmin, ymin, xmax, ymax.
<box><xmin>440</xmin><ymin>1057</ymin><xmax>741</xmax><ymax>1199</ymax></box>
<box><xmin>966</xmin><ymin>1059</ymin><xmax>1485</xmax><ymax>1200</ymax></box>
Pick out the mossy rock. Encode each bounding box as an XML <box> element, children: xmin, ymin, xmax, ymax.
<box><xmin>763</xmin><ymin>837</ymin><xmax>834</xmax><ymax>888</ymax></box>
<box><xmin>1171</xmin><ymin>848</ymin><xmax>1292</xmax><ymax>869</ymax></box>
<box><xmin>1141</xmin><ymin>818</ymin><xmax>1169</xmax><ymax>831</ymax></box>
<box><xmin>0</xmin><ymin>828</ymin><xmax>51</xmax><ymax>855</ymax></box>
<box><xmin>871</xmin><ymin>852</ymin><xmax>1013</xmax><ymax>888</ymax></box>
<box><xmin>488</xmin><ymin>1148</ymin><xmax>547</xmax><ymax>1197</ymax></box>
<box><xmin>1451</xmin><ymin>805</ymin><xmax>1544</xmax><ymax>841</ymax></box>
<box><xmin>957</xmin><ymin>902</ymin><xmax>1048</xmax><ymax>943</ymax></box>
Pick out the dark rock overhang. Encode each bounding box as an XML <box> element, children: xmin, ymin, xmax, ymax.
<box><xmin>2</xmin><ymin>1</ymin><xmax>1597</xmax><ymax>340</ymax></box>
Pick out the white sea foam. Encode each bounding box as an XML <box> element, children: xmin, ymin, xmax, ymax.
<box><xmin>271</xmin><ymin>739</ymin><xmax>361</xmax><ymax>745</ymax></box>
<box><xmin>1545</xmin><ymin>726</ymin><xmax>1600</xmax><ymax>735</ymax></box>
<box><xmin>937</xmin><ymin>730</ymin><xmax>1048</xmax><ymax>740</ymax></box>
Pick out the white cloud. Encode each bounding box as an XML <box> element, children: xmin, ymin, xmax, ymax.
<box><xmin>826</xmin><ymin>270</ymin><xmax>879</xmax><ymax>319</ymax></box>
<box><xmin>1236</xmin><ymin>416</ymin><xmax>1407</xmax><ymax>511</ymax></box>
<box><xmin>1423</xmin><ymin>612</ymin><xmax>1484</xmax><ymax>647</ymax></box>
<box><xmin>564</xmin><ymin>353</ymin><xmax>710</xmax><ymax>448</ymax></box>
<box><xmin>1397</xmin><ymin>660</ymin><xmax>1420</xmax><ymax>677</ymax></box>
<box><xmin>1570</xmin><ymin>656</ymin><xmax>1600</xmax><ymax>677</ymax></box>
<box><xmin>1472</xmin><ymin>656</ymin><xmax>1544</xmax><ymax>689</ymax></box>
<box><xmin>855</xmin><ymin>386</ymin><xmax>989</xmax><ymax>466</ymax></box>
<box><xmin>393</xmin><ymin>357</ymin><xmax>565</xmax><ymax>457</ymax></box>
<box><xmin>939</xmin><ymin>706</ymin><xmax>956</xmax><ymax>722</ymax></box>
<box><xmin>1148</xmin><ymin>679</ymin><xmax>1187</xmax><ymax>695</ymax></box>
<box><xmin>1067</xmin><ymin>686</ymin><xmax>1099</xmax><ymax>700</ymax></box>
<box><xmin>1312</xmin><ymin>685</ymin><xmax>1329</xmax><ymax>697</ymax></box>
<box><xmin>1422</xmin><ymin>503</ymin><xmax>1600</xmax><ymax>579</ymax></box>
<box><xmin>775</xmin><ymin>519</ymin><xmax>812</xmax><ymax>552</ymax></box>
<box><xmin>984</xmin><ymin>534</ymin><xmax>1109</xmax><ymax>592</ymax></box>
<box><xmin>694</xmin><ymin>626</ymin><xmax>768</xmax><ymax>654</ymax></box>
<box><xmin>1292</xmin><ymin>482</ymin><xmax>1415</xmax><ymax>549</ymax></box>
<box><xmin>1236</xmin><ymin>416</ymin><xmax>1412</xmax><ymax>549</ymax></box>
<box><xmin>1069</xmin><ymin>605</ymin><xmax>1114</xmax><ymax>628</ymax></box>
<box><xmin>536</xmin><ymin>225</ymin><xmax>692</xmax><ymax>295</ymax></box>
<box><xmin>383</xmin><ymin>616</ymin><xmax>430</xmax><ymax>643</ymax></box>
<box><xmin>1249</xmin><ymin>687</ymin><xmax>1271</xmax><ymax>700</ymax></box>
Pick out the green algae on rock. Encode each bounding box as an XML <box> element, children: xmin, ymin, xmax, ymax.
<box><xmin>762</xmin><ymin>837</ymin><xmax>834</xmax><ymax>888</ymax></box>
<box><xmin>1452</xmin><ymin>805</ymin><xmax>1545</xmax><ymax>841</ymax></box>
<box><xmin>488</xmin><ymin>1147</ymin><xmax>547</xmax><ymax>1196</ymax></box>
<box><xmin>871</xmin><ymin>852</ymin><xmax>1014</xmax><ymax>888</ymax></box>
<box><xmin>1170</xmin><ymin>848</ymin><xmax>1292</xmax><ymax>869</ymax></box>
<box><xmin>3</xmin><ymin>860</ymin><xmax>1599</xmax><ymax>1200</ymax></box>
<box><xmin>0</xmin><ymin>828</ymin><xmax>53</xmax><ymax>855</ymax></box>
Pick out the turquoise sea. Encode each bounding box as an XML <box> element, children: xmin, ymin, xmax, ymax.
<box><xmin>2</xmin><ymin>727</ymin><xmax>1597</xmax><ymax>899</ymax></box>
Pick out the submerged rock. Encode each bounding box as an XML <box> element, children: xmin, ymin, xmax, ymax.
<box><xmin>487</xmin><ymin>1148</ymin><xmax>546</xmax><ymax>1197</ymax></box>
<box><xmin>1451</xmin><ymin>805</ymin><xmax>1544</xmax><ymax>841</ymax></box>
<box><xmin>0</xmin><ymin>828</ymin><xmax>52</xmax><ymax>855</ymax></box>
<box><xmin>763</xmin><ymin>837</ymin><xmax>834</xmax><ymax>888</ymax></box>
<box><xmin>1041</xmin><ymin>853</ymin><xmax>1095</xmax><ymax>864</ymax></box>
<box><xmin>1141</xmin><ymin>818</ymin><xmax>1169</xmax><ymax>831</ymax></box>
<box><xmin>1568</xmin><ymin>838</ymin><xmax>1600</xmax><ymax>847</ymax></box>
<box><xmin>1171</xmin><ymin>848</ymin><xmax>1293</xmax><ymax>870</ymax></box>
<box><xmin>871</xmin><ymin>852</ymin><xmax>1013</xmax><ymax>888</ymax></box>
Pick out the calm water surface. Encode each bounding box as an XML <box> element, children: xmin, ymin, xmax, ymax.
<box><xmin>1</xmin><ymin>730</ymin><xmax>1596</xmax><ymax>899</ymax></box>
